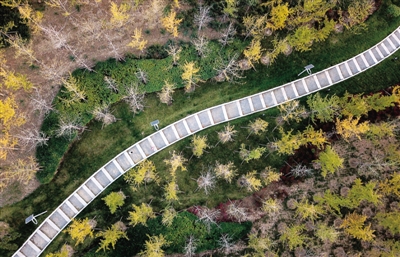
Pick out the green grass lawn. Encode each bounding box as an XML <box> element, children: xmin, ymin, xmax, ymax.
<box><xmin>1</xmin><ymin>5</ymin><xmax>400</xmax><ymax>257</ymax></box>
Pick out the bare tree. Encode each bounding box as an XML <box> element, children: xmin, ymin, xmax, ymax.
<box><xmin>195</xmin><ymin>206</ymin><xmax>221</xmax><ymax>232</ymax></box>
<box><xmin>17</xmin><ymin>129</ymin><xmax>49</xmax><ymax>150</ymax></box>
<box><xmin>30</xmin><ymin>88</ymin><xmax>55</xmax><ymax>116</ymax></box>
<box><xmin>194</xmin><ymin>5</ymin><xmax>212</xmax><ymax>32</ymax></box>
<box><xmin>219</xmin><ymin>21</ymin><xmax>236</xmax><ymax>47</ymax></box>
<box><xmin>104</xmin><ymin>76</ymin><xmax>119</xmax><ymax>93</ymax></box>
<box><xmin>157</xmin><ymin>80</ymin><xmax>176</xmax><ymax>105</ymax></box>
<box><xmin>287</xmin><ymin>164</ymin><xmax>313</xmax><ymax>178</ymax></box>
<box><xmin>123</xmin><ymin>84</ymin><xmax>145</xmax><ymax>114</ymax></box>
<box><xmin>105</xmin><ymin>34</ymin><xmax>125</xmax><ymax>61</ymax></box>
<box><xmin>40</xmin><ymin>60</ymin><xmax>66</xmax><ymax>83</ymax></box>
<box><xmin>226</xmin><ymin>200</ymin><xmax>247</xmax><ymax>222</ymax></box>
<box><xmin>184</xmin><ymin>235</ymin><xmax>197</xmax><ymax>257</ymax></box>
<box><xmin>214</xmin><ymin>161</ymin><xmax>237</xmax><ymax>183</ymax></box>
<box><xmin>191</xmin><ymin>36</ymin><xmax>209</xmax><ymax>58</ymax></box>
<box><xmin>214</xmin><ymin>54</ymin><xmax>243</xmax><ymax>82</ymax></box>
<box><xmin>216</xmin><ymin>123</ymin><xmax>237</xmax><ymax>145</ymax></box>
<box><xmin>92</xmin><ymin>104</ymin><xmax>117</xmax><ymax>128</ymax></box>
<box><xmin>135</xmin><ymin>69</ymin><xmax>148</xmax><ymax>84</ymax></box>
<box><xmin>218</xmin><ymin>234</ymin><xmax>234</xmax><ymax>253</ymax></box>
<box><xmin>166</xmin><ymin>44</ymin><xmax>181</xmax><ymax>66</ymax></box>
<box><xmin>196</xmin><ymin>171</ymin><xmax>216</xmax><ymax>195</ymax></box>
<box><xmin>56</xmin><ymin>118</ymin><xmax>86</xmax><ymax>139</ymax></box>
<box><xmin>41</xmin><ymin>24</ymin><xmax>68</xmax><ymax>49</ymax></box>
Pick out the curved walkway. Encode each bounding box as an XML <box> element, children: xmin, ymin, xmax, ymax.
<box><xmin>13</xmin><ymin>26</ymin><xmax>400</xmax><ymax>257</ymax></box>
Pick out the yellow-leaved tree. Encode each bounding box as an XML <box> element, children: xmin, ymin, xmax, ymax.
<box><xmin>102</xmin><ymin>191</ymin><xmax>126</xmax><ymax>214</ymax></box>
<box><xmin>191</xmin><ymin>135</ymin><xmax>208</xmax><ymax>158</ymax></box>
<box><xmin>164</xmin><ymin>150</ymin><xmax>187</xmax><ymax>177</ymax></box>
<box><xmin>238</xmin><ymin>171</ymin><xmax>262</xmax><ymax>192</ymax></box>
<box><xmin>161</xmin><ymin>11</ymin><xmax>182</xmax><ymax>37</ymax></box>
<box><xmin>124</xmin><ymin>160</ymin><xmax>159</xmax><ymax>191</ymax></box>
<box><xmin>128</xmin><ymin>203</ymin><xmax>155</xmax><ymax>226</ymax></box>
<box><xmin>164</xmin><ymin>180</ymin><xmax>179</xmax><ymax>202</ymax></box>
<box><xmin>295</xmin><ymin>199</ymin><xmax>325</xmax><ymax>221</ymax></box>
<box><xmin>265</xmin><ymin>0</ymin><xmax>293</xmax><ymax>30</ymax></box>
<box><xmin>181</xmin><ymin>61</ymin><xmax>201</xmax><ymax>93</ymax></box>
<box><xmin>161</xmin><ymin>207</ymin><xmax>177</xmax><ymax>227</ymax></box>
<box><xmin>247</xmin><ymin>118</ymin><xmax>268</xmax><ymax>137</ymax></box>
<box><xmin>243</xmin><ymin>39</ymin><xmax>263</xmax><ymax>69</ymax></box>
<box><xmin>335</xmin><ymin>117</ymin><xmax>369</xmax><ymax>141</ymax></box>
<box><xmin>127</xmin><ymin>28</ymin><xmax>148</xmax><ymax>52</ymax></box>
<box><xmin>279</xmin><ymin>224</ymin><xmax>309</xmax><ymax>251</ymax></box>
<box><xmin>65</xmin><ymin>218</ymin><xmax>96</xmax><ymax>246</ymax></box>
<box><xmin>139</xmin><ymin>234</ymin><xmax>170</xmax><ymax>257</ymax></box>
<box><xmin>0</xmin><ymin>68</ymin><xmax>33</xmax><ymax>91</ymax></box>
<box><xmin>109</xmin><ymin>2</ymin><xmax>130</xmax><ymax>27</ymax></box>
<box><xmin>340</xmin><ymin>212</ymin><xmax>375</xmax><ymax>241</ymax></box>
<box><xmin>96</xmin><ymin>222</ymin><xmax>128</xmax><ymax>252</ymax></box>
<box><xmin>314</xmin><ymin>146</ymin><xmax>344</xmax><ymax>178</ymax></box>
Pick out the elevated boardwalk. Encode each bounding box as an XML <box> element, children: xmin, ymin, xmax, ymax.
<box><xmin>13</xmin><ymin>26</ymin><xmax>400</xmax><ymax>257</ymax></box>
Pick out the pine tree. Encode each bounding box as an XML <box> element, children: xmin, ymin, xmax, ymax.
<box><xmin>128</xmin><ymin>203</ymin><xmax>155</xmax><ymax>227</ymax></box>
<box><xmin>102</xmin><ymin>191</ymin><xmax>126</xmax><ymax>214</ymax></box>
<box><xmin>65</xmin><ymin>218</ymin><xmax>95</xmax><ymax>246</ymax></box>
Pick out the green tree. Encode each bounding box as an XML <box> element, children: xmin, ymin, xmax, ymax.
<box><xmin>314</xmin><ymin>146</ymin><xmax>344</xmax><ymax>178</ymax></box>
<box><xmin>315</xmin><ymin>223</ymin><xmax>339</xmax><ymax>243</ymax></box>
<box><xmin>339</xmin><ymin>92</ymin><xmax>369</xmax><ymax>118</ymax></box>
<box><xmin>102</xmin><ymin>191</ymin><xmax>126</xmax><ymax>214</ymax></box>
<box><xmin>247</xmin><ymin>232</ymin><xmax>274</xmax><ymax>256</ymax></box>
<box><xmin>376</xmin><ymin>212</ymin><xmax>400</xmax><ymax>235</ymax></box>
